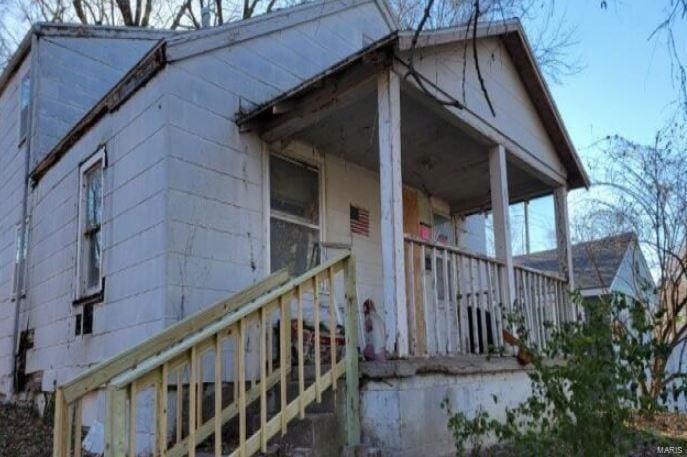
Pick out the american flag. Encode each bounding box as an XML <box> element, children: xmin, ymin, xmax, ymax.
<box><xmin>350</xmin><ymin>205</ymin><xmax>370</xmax><ymax>236</ymax></box>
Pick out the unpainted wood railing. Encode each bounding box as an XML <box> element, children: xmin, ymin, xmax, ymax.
<box><xmin>404</xmin><ymin>236</ymin><xmax>573</xmax><ymax>356</ymax></box>
<box><xmin>53</xmin><ymin>253</ymin><xmax>360</xmax><ymax>457</ymax></box>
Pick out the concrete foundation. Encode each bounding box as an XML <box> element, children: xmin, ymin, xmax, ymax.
<box><xmin>359</xmin><ymin>356</ymin><xmax>534</xmax><ymax>457</ymax></box>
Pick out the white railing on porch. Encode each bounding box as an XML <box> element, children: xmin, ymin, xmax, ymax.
<box><xmin>53</xmin><ymin>254</ymin><xmax>360</xmax><ymax>457</ymax></box>
<box><xmin>404</xmin><ymin>236</ymin><xmax>572</xmax><ymax>357</ymax></box>
<box><xmin>513</xmin><ymin>264</ymin><xmax>574</xmax><ymax>349</ymax></box>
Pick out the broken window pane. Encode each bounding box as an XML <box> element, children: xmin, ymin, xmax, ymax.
<box><xmin>270</xmin><ymin>217</ymin><xmax>319</xmax><ymax>276</ymax></box>
<box><xmin>85</xmin><ymin>230</ymin><xmax>101</xmax><ymax>290</ymax></box>
<box><xmin>85</xmin><ymin>165</ymin><xmax>102</xmax><ymax>229</ymax></box>
<box><xmin>270</xmin><ymin>155</ymin><xmax>318</xmax><ymax>224</ymax></box>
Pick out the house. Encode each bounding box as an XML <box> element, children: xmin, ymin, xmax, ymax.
<box><xmin>516</xmin><ymin>232</ymin><xmax>656</xmax><ymax>304</ymax></box>
<box><xmin>0</xmin><ymin>1</ymin><xmax>591</xmax><ymax>455</ymax></box>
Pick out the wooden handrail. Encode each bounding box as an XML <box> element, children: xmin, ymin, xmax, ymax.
<box><xmin>61</xmin><ymin>269</ymin><xmax>290</xmax><ymax>403</ymax></box>
<box><xmin>514</xmin><ymin>264</ymin><xmax>566</xmax><ymax>283</ymax></box>
<box><xmin>54</xmin><ymin>253</ymin><xmax>359</xmax><ymax>457</ymax></box>
<box><xmin>404</xmin><ymin>234</ymin><xmax>506</xmax><ymax>266</ymax></box>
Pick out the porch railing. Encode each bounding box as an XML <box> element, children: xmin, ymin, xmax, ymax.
<box><xmin>513</xmin><ymin>264</ymin><xmax>573</xmax><ymax>349</ymax></box>
<box><xmin>53</xmin><ymin>253</ymin><xmax>360</xmax><ymax>457</ymax></box>
<box><xmin>404</xmin><ymin>236</ymin><xmax>572</xmax><ymax>356</ymax></box>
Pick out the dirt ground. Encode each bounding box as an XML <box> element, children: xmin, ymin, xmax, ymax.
<box><xmin>0</xmin><ymin>402</ymin><xmax>52</xmax><ymax>457</ymax></box>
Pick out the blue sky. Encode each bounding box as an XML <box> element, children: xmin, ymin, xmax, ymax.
<box><xmin>512</xmin><ymin>1</ymin><xmax>686</xmax><ymax>253</ymax></box>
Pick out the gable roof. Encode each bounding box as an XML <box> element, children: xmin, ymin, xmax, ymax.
<box><xmin>29</xmin><ymin>0</ymin><xmax>395</xmax><ymax>184</ymax></box>
<box><xmin>397</xmin><ymin>21</ymin><xmax>589</xmax><ymax>189</ymax></box>
<box><xmin>516</xmin><ymin>232</ymin><xmax>637</xmax><ymax>291</ymax></box>
<box><xmin>237</xmin><ymin>18</ymin><xmax>590</xmax><ymax>190</ymax></box>
<box><xmin>0</xmin><ymin>22</ymin><xmax>173</xmax><ymax>100</ymax></box>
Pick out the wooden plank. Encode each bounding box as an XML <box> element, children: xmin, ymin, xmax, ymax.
<box><xmin>344</xmin><ymin>256</ymin><xmax>361</xmax><ymax>448</ymax></box>
<box><xmin>313</xmin><ymin>275</ymin><xmax>322</xmax><ymax>403</ymax></box>
<box><xmin>188</xmin><ymin>347</ymin><xmax>197</xmax><ymax>457</ymax></box>
<box><xmin>485</xmin><ymin>261</ymin><xmax>497</xmax><ymax>351</ymax></box>
<box><xmin>74</xmin><ymin>400</ymin><xmax>83</xmax><ymax>457</ymax></box>
<box><xmin>52</xmin><ymin>388</ymin><xmax>67</xmax><ymax>457</ymax></box>
<box><xmin>279</xmin><ymin>295</ymin><xmax>288</xmax><ymax>436</ymax></box>
<box><xmin>65</xmin><ymin>402</ymin><xmax>74</xmax><ymax>457</ymax></box>
<box><xmin>554</xmin><ymin>187</ymin><xmax>574</xmax><ymax>290</ymax></box>
<box><xmin>176</xmin><ymin>370</ymin><xmax>183</xmax><ymax>443</ymax></box>
<box><xmin>238</xmin><ymin>318</ymin><xmax>246</xmax><ymax>457</ymax></box>
<box><xmin>214</xmin><ymin>334</ymin><xmax>222</xmax><ymax>457</ymax></box>
<box><xmin>489</xmin><ymin>144</ymin><xmax>515</xmax><ymax>314</ymax></box>
<box><xmin>451</xmin><ymin>253</ymin><xmax>462</xmax><ymax>353</ymax></box>
<box><xmin>431</xmin><ymin>248</ymin><xmax>440</xmax><ymax>355</ymax></box>
<box><xmin>196</xmin><ymin>353</ymin><xmax>203</xmax><ymax>432</ymax></box>
<box><xmin>129</xmin><ymin>381</ymin><xmax>137</xmax><ymax>457</ymax></box>
<box><xmin>418</xmin><ymin>245</ymin><xmax>428</xmax><ymax>355</ymax></box>
<box><xmin>63</xmin><ymin>269</ymin><xmax>289</xmax><ymax>403</ymax></box>
<box><xmin>157</xmin><ymin>364</ymin><xmax>168</xmax><ymax>457</ymax></box>
<box><xmin>259</xmin><ymin>307</ymin><xmax>268</xmax><ymax>453</ymax></box>
<box><xmin>477</xmin><ymin>260</ymin><xmax>488</xmax><ymax>353</ymax></box>
<box><xmin>378</xmin><ymin>68</ymin><xmax>408</xmax><ymax>357</ymax></box>
<box><xmin>443</xmin><ymin>250</ymin><xmax>451</xmax><ymax>353</ymax></box>
<box><xmin>106</xmin><ymin>387</ymin><xmax>127</xmax><ymax>457</ymax></box>
<box><xmin>111</xmin><ymin>257</ymin><xmax>350</xmax><ymax>389</ymax></box>
<box><xmin>166</xmin><ymin>368</ymin><xmax>282</xmax><ymax>457</ymax></box>
<box><xmin>328</xmin><ymin>267</ymin><xmax>337</xmax><ymax>391</ymax></box>
<box><xmin>402</xmin><ymin>188</ymin><xmax>420</xmax><ymax>235</ymax></box>
<box><xmin>297</xmin><ymin>284</ymin><xmax>305</xmax><ymax>419</ymax></box>
<box><xmin>405</xmin><ymin>241</ymin><xmax>417</xmax><ymax>355</ymax></box>
<box><xmin>467</xmin><ymin>257</ymin><xmax>478</xmax><ymax>354</ymax></box>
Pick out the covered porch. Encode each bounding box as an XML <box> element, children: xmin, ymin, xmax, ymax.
<box><xmin>237</xmin><ymin>31</ymin><xmax>587</xmax><ymax>360</ymax></box>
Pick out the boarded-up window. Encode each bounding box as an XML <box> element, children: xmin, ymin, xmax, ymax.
<box><xmin>19</xmin><ymin>74</ymin><xmax>30</xmax><ymax>143</ymax></box>
<box><xmin>270</xmin><ymin>155</ymin><xmax>320</xmax><ymax>275</ymax></box>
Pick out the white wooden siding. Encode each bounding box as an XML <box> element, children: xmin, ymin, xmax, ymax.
<box><xmin>407</xmin><ymin>37</ymin><xmax>567</xmax><ymax>181</ymax></box>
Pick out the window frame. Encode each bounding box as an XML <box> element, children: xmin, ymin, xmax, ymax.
<box><xmin>75</xmin><ymin>148</ymin><xmax>106</xmax><ymax>302</ymax></box>
<box><xmin>266</xmin><ymin>151</ymin><xmax>325</xmax><ymax>274</ymax></box>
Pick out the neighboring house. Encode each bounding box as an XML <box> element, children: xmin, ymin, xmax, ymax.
<box><xmin>0</xmin><ymin>1</ymin><xmax>592</xmax><ymax>455</ymax></box>
<box><xmin>516</xmin><ymin>232</ymin><xmax>656</xmax><ymax>304</ymax></box>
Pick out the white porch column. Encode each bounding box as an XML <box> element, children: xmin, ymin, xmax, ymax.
<box><xmin>489</xmin><ymin>144</ymin><xmax>515</xmax><ymax>309</ymax></box>
<box><xmin>554</xmin><ymin>186</ymin><xmax>574</xmax><ymax>290</ymax></box>
<box><xmin>377</xmin><ymin>68</ymin><xmax>408</xmax><ymax>357</ymax></box>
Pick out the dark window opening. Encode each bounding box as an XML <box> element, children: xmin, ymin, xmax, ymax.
<box><xmin>75</xmin><ymin>304</ymin><xmax>94</xmax><ymax>336</ymax></box>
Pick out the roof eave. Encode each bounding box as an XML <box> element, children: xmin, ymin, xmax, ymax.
<box><xmin>0</xmin><ymin>27</ymin><xmax>34</xmax><ymax>100</ymax></box>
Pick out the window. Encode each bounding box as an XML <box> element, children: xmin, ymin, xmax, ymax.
<box><xmin>77</xmin><ymin>150</ymin><xmax>105</xmax><ymax>300</ymax></box>
<box><xmin>74</xmin><ymin>304</ymin><xmax>94</xmax><ymax>336</ymax></box>
<box><xmin>433</xmin><ymin>213</ymin><xmax>455</xmax><ymax>246</ymax></box>
<box><xmin>19</xmin><ymin>74</ymin><xmax>30</xmax><ymax>143</ymax></box>
<box><xmin>269</xmin><ymin>155</ymin><xmax>320</xmax><ymax>276</ymax></box>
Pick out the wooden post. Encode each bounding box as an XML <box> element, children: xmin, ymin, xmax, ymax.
<box><xmin>489</xmin><ymin>145</ymin><xmax>515</xmax><ymax>315</ymax></box>
<box><xmin>554</xmin><ymin>187</ymin><xmax>574</xmax><ymax>290</ymax></box>
<box><xmin>52</xmin><ymin>388</ymin><xmax>68</xmax><ymax>457</ymax></box>
<box><xmin>554</xmin><ymin>186</ymin><xmax>575</xmax><ymax>321</ymax></box>
<box><xmin>105</xmin><ymin>387</ymin><xmax>127</xmax><ymax>457</ymax></box>
<box><xmin>344</xmin><ymin>255</ymin><xmax>361</xmax><ymax>448</ymax></box>
<box><xmin>377</xmin><ymin>68</ymin><xmax>408</xmax><ymax>358</ymax></box>
<box><xmin>157</xmin><ymin>364</ymin><xmax>168</xmax><ymax>457</ymax></box>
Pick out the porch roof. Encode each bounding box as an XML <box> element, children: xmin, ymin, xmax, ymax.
<box><xmin>236</xmin><ymin>24</ymin><xmax>589</xmax><ymax>213</ymax></box>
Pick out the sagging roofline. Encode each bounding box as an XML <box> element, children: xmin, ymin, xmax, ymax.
<box><xmin>28</xmin><ymin>0</ymin><xmax>395</xmax><ymax>185</ymax></box>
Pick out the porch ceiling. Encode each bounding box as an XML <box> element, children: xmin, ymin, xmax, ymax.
<box><xmin>263</xmin><ymin>79</ymin><xmax>553</xmax><ymax>214</ymax></box>
<box><xmin>235</xmin><ymin>36</ymin><xmax>555</xmax><ymax>214</ymax></box>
